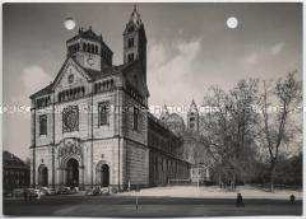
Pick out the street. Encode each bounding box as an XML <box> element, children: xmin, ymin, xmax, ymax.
<box><xmin>3</xmin><ymin>195</ymin><xmax>302</xmax><ymax>217</ymax></box>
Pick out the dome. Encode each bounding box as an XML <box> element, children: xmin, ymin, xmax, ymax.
<box><xmin>165</xmin><ymin>113</ymin><xmax>186</xmax><ymax>135</ymax></box>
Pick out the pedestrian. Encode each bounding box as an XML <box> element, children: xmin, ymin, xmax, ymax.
<box><xmin>290</xmin><ymin>194</ymin><xmax>295</xmax><ymax>204</ymax></box>
<box><xmin>37</xmin><ymin>190</ymin><xmax>41</xmax><ymax>200</ymax></box>
<box><xmin>236</xmin><ymin>193</ymin><xmax>244</xmax><ymax>207</ymax></box>
<box><xmin>128</xmin><ymin>180</ymin><xmax>131</xmax><ymax>192</ymax></box>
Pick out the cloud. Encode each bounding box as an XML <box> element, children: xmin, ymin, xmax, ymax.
<box><xmin>242</xmin><ymin>42</ymin><xmax>285</xmax><ymax>67</ymax></box>
<box><xmin>271</xmin><ymin>42</ymin><xmax>285</xmax><ymax>55</ymax></box>
<box><xmin>21</xmin><ymin>65</ymin><xmax>52</xmax><ymax>95</ymax></box>
<box><xmin>148</xmin><ymin>38</ymin><xmax>202</xmax><ymax>107</ymax></box>
<box><xmin>245</xmin><ymin>52</ymin><xmax>258</xmax><ymax>65</ymax></box>
<box><xmin>178</xmin><ymin>29</ymin><xmax>184</xmax><ymax>35</ymax></box>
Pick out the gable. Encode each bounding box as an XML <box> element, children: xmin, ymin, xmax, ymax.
<box><xmin>53</xmin><ymin>58</ymin><xmax>91</xmax><ymax>92</ymax></box>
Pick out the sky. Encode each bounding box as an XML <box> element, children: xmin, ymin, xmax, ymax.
<box><xmin>2</xmin><ymin>3</ymin><xmax>302</xmax><ymax>159</ymax></box>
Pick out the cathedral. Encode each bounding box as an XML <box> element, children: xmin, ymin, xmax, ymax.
<box><xmin>159</xmin><ymin>100</ymin><xmax>213</xmax><ymax>184</ymax></box>
<box><xmin>29</xmin><ymin>7</ymin><xmax>191</xmax><ymax>190</ymax></box>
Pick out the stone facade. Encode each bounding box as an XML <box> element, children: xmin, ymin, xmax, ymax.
<box><xmin>29</xmin><ymin>7</ymin><xmax>190</xmax><ymax>191</ymax></box>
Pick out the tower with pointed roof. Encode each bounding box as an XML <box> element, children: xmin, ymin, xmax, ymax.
<box><xmin>159</xmin><ymin>105</ymin><xmax>169</xmax><ymax>121</ymax></box>
<box><xmin>123</xmin><ymin>5</ymin><xmax>147</xmax><ymax>83</ymax></box>
<box><xmin>187</xmin><ymin>100</ymin><xmax>199</xmax><ymax>133</ymax></box>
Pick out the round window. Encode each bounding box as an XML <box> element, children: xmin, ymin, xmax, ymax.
<box><xmin>68</xmin><ymin>74</ymin><xmax>74</xmax><ymax>84</ymax></box>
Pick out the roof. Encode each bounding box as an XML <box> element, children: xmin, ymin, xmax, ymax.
<box><xmin>67</xmin><ymin>27</ymin><xmax>103</xmax><ymax>44</ymax></box>
<box><xmin>148</xmin><ymin>112</ymin><xmax>180</xmax><ymax>138</ymax></box>
<box><xmin>30</xmin><ymin>83</ymin><xmax>53</xmax><ymax>99</ymax></box>
<box><xmin>129</xmin><ymin>5</ymin><xmax>143</xmax><ymax>27</ymax></box>
<box><xmin>116</xmin><ymin>59</ymin><xmax>140</xmax><ymax>73</ymax></box>
<box><xmin>123</xmin><ymin>6</ymin><xmax>146</xmax><ymax>41</ymax></box>
<box><xmin>86</xmin><ymin>65</ymin><xmax>121</xmax><ymax>81</ymax></box>
<box><xmin>3</xmin><ymin>151</ymin><xmax>29</xmax><ymax>168</ymax></box>
<box><xmin>30</xmin><ymin>57</ymin><xmax>141</xmax><ymax>99</ymax></box>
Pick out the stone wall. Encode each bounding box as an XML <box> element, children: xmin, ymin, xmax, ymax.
<box><xmin>33</xmin><ymin>145</ymin><xmax>53</xmax><ymax>186</ymax></box>
<box><xmin>125</xmin><ymin>139</ymin><xmax>149</xmax><ymax>187</ymax></box>
<box><xmin>123</xmin><ymin>93</ymin><xmax>147</xmax><ymax>146</ymax></box>
<box><xmin>92</xmin><ymin>138</ymin><xmax>120</xmax><ymax>186</ymax></box>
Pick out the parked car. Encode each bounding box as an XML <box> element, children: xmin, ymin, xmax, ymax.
<box><xmin>26</xmin><ymin>188</ymin><xmax>42</xmax><ymax>199</ymax></box>
<box><xmin>56</xmin><ymin>186</ymin><xmax>71</xmax><ymax>195</ymax></box>
<box><xmin>47</xmin><ymin>187</ymin><xmax>56</xmax><ymax>195</ymax></box>
<box><xmin>39</xmin><ymin>187</ymin><xmax>47</xmax><ymax>196</ymax></box>
<box><xmin>3</xmin><ymin>190</ymin><xmax>13</xmax><ymax>198</ymax></box>
<box><xmin>40</xmin><ymin>187</ymin><xmax>56</xmax><ymax>196</ymax></box>
<box><xmin>85</xmin><ymin>187</ymin><xmax>97</xmax><ymax>196</ymax></box>
<box><xmin>69</xmin><ymin>186</ymin><xmax>79</xmax><ymax>194</ymax></box>
<box><xmin>101</xmin><ymin>187</ymin><xmax>110</xmax><ymax>196</ymax></box>
<box><xmin>13</xmin><ymin>188</ymin><xmax>25</xmax><ymax>197</ymax></box>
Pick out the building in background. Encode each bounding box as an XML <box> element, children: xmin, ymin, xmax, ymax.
<box><xmin>3</xmin><ymin>151</ymin><xmax>30</xmax><ymax>191</ymax></box>
<box><xmin>29</xmin><ymin>6</ymin><xmax>190</xmax><ymax>190</ymax></box>
<box><xmin>148</xmin><ymin>113</ymin><xmax>190</xmax><ymax>186</ymax></box>
<box><xmin>160</xmin><ymin>100</ymin><xmax>213</xmax><ymax>183</ymax></box>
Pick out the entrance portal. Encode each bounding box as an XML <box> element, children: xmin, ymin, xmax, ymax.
<box><xmin>101</xmin><ymin>164</ymin><xmax>109</xmax><ymax>187</ymax></box>
<box><xmin>66</xmin><ymin>158</ymin><xmax>79</xmax><ymax>187</ymax></box>
<box><xmin>38</xmin><ymin>165</ymin><xmax>48</xmax><ymax>186</ymax></box>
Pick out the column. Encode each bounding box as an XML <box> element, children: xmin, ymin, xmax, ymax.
<box><xmin>79</xmin><ymin>165</ymin><xmax>85</xmax><ymax>190</ymax></box>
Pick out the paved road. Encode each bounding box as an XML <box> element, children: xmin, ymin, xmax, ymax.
<box><xmin>3</xmin><ymin>195</ymin><xmax>302</xmax><ymax>217</ymax></box>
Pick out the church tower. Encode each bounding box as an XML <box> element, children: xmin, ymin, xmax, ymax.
<box><xmin>187</xmin><ymin>100</ymin><xmax>199</xmax><ymax>133</ymax></box>
<box><xmin>123</xmin><ymin>5</ymin><xmax>147</xmax><ymax>83</ymax></box>
<box><xmin>66</xmin><ymin>26</ymin><xmax>113</xmax><ymax>71</ymax></box>
<box><xmin>160</xmin><ymin>105</ymin><xmax>170</xmax><ymax>122</ymax></box>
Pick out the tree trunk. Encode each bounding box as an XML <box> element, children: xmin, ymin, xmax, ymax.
<box><xmin>270</xmin><ymin>162</ymin><xmax>276</xmax><ymax>192</ymax></box>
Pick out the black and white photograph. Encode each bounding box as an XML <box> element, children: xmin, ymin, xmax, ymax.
<box><xmin>2</xmin><ymin>2</ymin><xmax>303</xmax><ymax>217</ymax></box>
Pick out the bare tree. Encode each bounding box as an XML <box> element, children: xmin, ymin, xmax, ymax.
<box><xmin>200</xmin><ymin>79</ymin><xmax>260</xmax><ymax>187</ymax></box>
<box><xmin>260</xmin><ymin>71</ymin><xmax>302</xmax><ymax>191</ymax></box>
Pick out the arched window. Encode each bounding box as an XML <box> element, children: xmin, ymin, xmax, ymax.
<box><xmin>94</xmin><ymin>83</ymin><xmax>98</xmax><ymax>94</ymax></box>
<box><xmin>98</xmin><ymin>101</ymin><xmax>109</xmax><ymax>126</ymax></box>
<box><xmin>90</xmin><ymin>44</ymin><xmax>94</xmax><ymax>53</ymax></box>
<box><xmin>81</xmin><ymin>87</ymin><xmax>85</xmax><ymax>96</ymax></box>
<box><xmin>39</xmin><ymin>115</ymin><xmax>47</xmax><ymax>135</ymax></box>
<box><xmin>128</xmin><ymin>38</ymin><xmax>134</xmax><ymax>48</ymax></box>
<box><xmin>128</xmin><ymin>53</ymin><xmax>134</xmax><ymax>63</ymax></box>
<box><xmin>76</xmin><ymin>87</ymin><xmax>80</xmax><ymax>98</ymax></box>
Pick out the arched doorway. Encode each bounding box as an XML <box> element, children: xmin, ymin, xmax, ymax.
<box><xmin>66</xmin><ymin>158</ymin><xmax>79</xmax><ymax>187</ymax></box>
<box><xmin>101</xmin><ymin>164</ymin><xmax>109</xmax><ymax>187</ymax></box>
<box><xmin>38</xmin><ymin>165</ymin><xmax>48</xmax><ymax>187</ymax></box>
